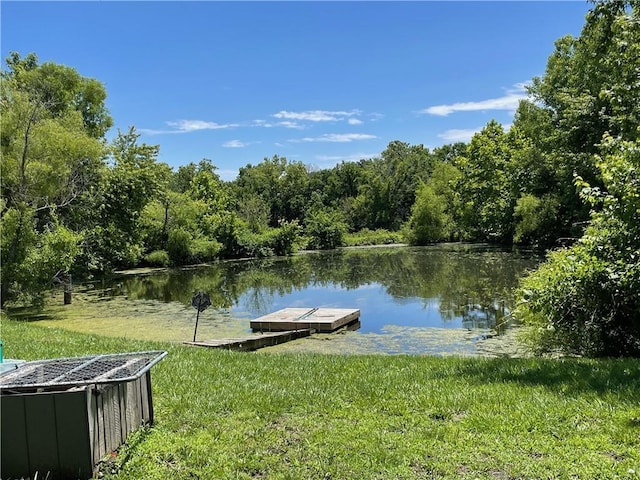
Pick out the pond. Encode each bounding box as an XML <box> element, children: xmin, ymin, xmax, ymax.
<box><xmin>34</xmin><ymin>244</ymin><xmax>542</xmax><ymax>356</ymax></box>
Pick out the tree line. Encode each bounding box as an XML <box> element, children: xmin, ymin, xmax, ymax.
<box><xmin>1</xmin><ymin>1</ymin><xmax>638</xmax><ymax>355</ymax></box>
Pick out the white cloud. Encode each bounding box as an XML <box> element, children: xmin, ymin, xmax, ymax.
<box><xmin>278</xmin><ymin>121</ymin><xmax>305</xmax><ymax>129</ymax></box>
<box><xmin>252</xmin><ymin>119</ymin><xmax>304</xmax><ymax>129</ymax></box>
<box><xmin>348</xmin><ymin>118</ymin><xmax>363</xmax><ymax>125</ymax></box>
<box><xmin>437</xmin><ymin>122</ymin><xmax>514</xmax><ymax>143</ymax></box>
<box><xmin>252</xmin><ymin>119</ymin><xmax>271</xmax><ymax>127</ymax></box>
<box><xmin>167</xmin><ymin>119</ymin><xmax>234</xmax><ymax>131</ymax></box>
<box><xmin>420</xmin><ymin>82</ymin><xmax>529</xmax><ymax>117</ymax></box>
<box><xmin>223</xmin><ymin>140</ymin><xmax>247</xmax><ymax>148</ymax></box>
<box><xmin>273</xmin><ymin>109</ymin><xmax>362</xmax><ymax>122</ymax></box>
<box><xmin>315</xmin><ymin>152</ymin><xmax>380</xmax><ymax>163</ymax></box>
<box><xmin>437</xmin><ymin>128</ymin><xmax>482</xmax><ymax>143</ymax></box>
<box><xmin>140</xmin><ymin>119</ymin><xmax>237</xmax><ymax>135</ymax></box>
<box><xmin>293</xmin><ymin>133</ymin><xmax>377</xmax><ymax>143</ymax></box>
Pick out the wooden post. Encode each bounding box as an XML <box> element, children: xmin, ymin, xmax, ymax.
<box><xmin>63</xmin><ymin>275</ymin><xmax>72</xmax><ymax>304</ymax></box>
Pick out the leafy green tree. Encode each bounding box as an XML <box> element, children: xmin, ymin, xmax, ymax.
<box><xmin>236</xmin><ymin>195</ymin><xmax>271</xmax><ymax>233</ymax></box>
<box><xmin>87</xmin><ymin>127</ymin><xmax>165</xmax><ymax>269</ymax></box>
<box><xmin>518</xmin><ymin>134</ymin><xmax>640</xmax><ymax>356</ymax></box>
<box><xmin>407</xmin><ymin>162</ymin><xmax>460</xmax><ymax>244</ymax></box>
<box><xmin>431</xmin><ymin>142</ymin><xmax>467</xmax><ymax>164</ymax></box>
<box><xmin>233</xmin><ymin>155</ymin><xmax>287</xmax><ymax>226</ymax></box>
<box><xmin>380</xmin><ymin>141</ymin><xmax>434</xmax><ymax>226</ymax></box>
<box><xmin>167</xmin><ymin>227</ymin><xmax>193</xmax><ymax>265</ymax></box>
<box><xmin>517</xmin><ymin>1</ymin><xmax>640</xmax><ymax>356</ymax></box>
<box><xmin>1</xmin><ymin>55</ymin><xmax>106</xmax><ymax>305</ymax></box>
<box><xmin>171</xmin><ymin>162</ymin><xmax>198</xmax><ymax>193</ymax></box>
<box><xmin>271</xmin><ymin>220</ymin><xmax>303</xmax><ymax>256</ymax></box>
<box><xmin>513</xmin><ymin>194</ymin><xmax>560</xmax><ymax>246</ymax></box>
<box><xmin>407</xmin><ymin>183</ymin><xmax>448</xmax><ymax>245</ymax></box>
<box><xmin>529</xmin><ymin>1</ymin><xmax>640</xmax><ymax>150</ymax></box>
<box><xmin>275</xmin><ymin>161</ymin><xmax>310</xmax><ymax>223</ymax></box>
<box><xmin>324</xmin><ymin>161</ymin><xmax>362</xmax><ymax>201</ymax></box>
<box><xmin>519</xmin><ymin>1</ymin><xmax>640</xmax><ymax>244</ymax></box>
<box><xmin>454</xmin><ymin>121</ymin><xmax>516</xmax><ymax>242</ymax></box>
<box><xmin>349</xmin><ymin>167</ymin><xmax>392</xmax><ymax>230</ymax></box>
<box><xmin>4</xmin><ymin>52</ymin><xmax>113</xmax><ymax>138</ymax></box>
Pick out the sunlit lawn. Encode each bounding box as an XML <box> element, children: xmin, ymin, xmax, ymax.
<box><xmin>1</xmin><ymin>316</ymin><xmax>639</xmax><ymax>479</ymax></box>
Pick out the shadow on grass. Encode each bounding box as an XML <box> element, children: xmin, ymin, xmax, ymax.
<box><xmin>4</xmin><ymin>306</ymin><xmax>61</xmax><ymax>322</ymax></box>
<box><xmin>446</xmin><ymin>357</ymin><xmax>640</xmax><ymax>396</ymax></box>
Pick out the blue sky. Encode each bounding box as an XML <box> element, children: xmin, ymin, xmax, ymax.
<box><xmin>2</xmin><ymin>1</ymin><xmax>591</xmax><ymax>180</ymax></box>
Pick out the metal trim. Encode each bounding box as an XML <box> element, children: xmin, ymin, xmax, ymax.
<box><xmin>0</xmin><ymin>350</ymin><xmax>167</xmax><ymax>391</ymax></box>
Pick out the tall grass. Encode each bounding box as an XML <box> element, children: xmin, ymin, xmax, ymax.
<box><xmin>1</xmin><ymin>316</ymin><xmax>638</xmax><ymax>479</ymax></box>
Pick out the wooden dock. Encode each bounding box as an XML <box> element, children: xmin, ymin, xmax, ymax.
<box><xmin>250</xmin><ymin>307</ymin><xmax>360</xmax><ymax>333</ymax></box>
<box><xmin>184</xmin><ymin>329</ymin><xmax>313</xmax><ymax>351</ymax></box>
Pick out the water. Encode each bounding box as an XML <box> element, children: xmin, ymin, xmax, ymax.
<box><xmin>58</xmin><ymin>244</ymin><xmax>540</xmax><ymax>356</ymax></box>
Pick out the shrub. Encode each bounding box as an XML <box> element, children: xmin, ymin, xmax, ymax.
<box><xmin>516</xmin><ymin>135</ymin><xmax>640</xmax><ymax>357</ymax></box>
<box><xmin>235</xmin><ymin>229</ymin><xmax>273</xmax><ymax>258</ymax></box>
<box><xmin>513</xmin><ymin>194</ymin><xmax>560</xmax><ymax>246</ymax></box>
<box><xmin>167</xmin><ymin>228</ymin><xmax>192</xmax><ymax>265</ymax></box>
<box><xmin>212</xmin><ymin>213</ymin><xmax>252</xmax><ymax>258</ymax></box>
<box><xmin>305</xmin><ymin>210</ymin><xmax>347</xmax><ymax>250</ymax></box>
<box><xmin>271</xmin><ymin>220</ymin><xmax>302</xmax><ymax>256</ymax></box>
<box><xmin>343</xmin><ymin>229</ymin><xmax>404</xmax><ymax>247</ymax></box>
<box><xmin>406</xmin><ymin>183</ymin><xmax>450</xmax><ymax>245</ymax></box>
<box><xmin>144</xmin><ymin>250</ymin><xmax>170</xmax><ymax>267</ymax></box>
<box><xmin>191</xmin><ymin>238</ymin><xmax>222</xmax><ymax>263</ymax></box>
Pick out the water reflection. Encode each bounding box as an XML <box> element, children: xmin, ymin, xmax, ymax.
<box><xmin>105</xmin><ymin>244</ymin><xmax>540</xmax><ymax>336</ymax></box>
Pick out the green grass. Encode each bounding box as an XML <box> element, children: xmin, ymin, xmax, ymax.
<box><xmin>2</xmin><ymin>316</ymin><xmax>639</xmax><ymax>479</ymax></box>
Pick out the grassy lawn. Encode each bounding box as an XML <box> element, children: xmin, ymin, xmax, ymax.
<box><xmin>1</xmin><ymin>317</ymin><xmax>639</xmax><ymax>479</ymax></box>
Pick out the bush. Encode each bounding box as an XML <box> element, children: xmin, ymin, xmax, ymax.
<box><xmin>191</xmin><ymin>238</ymin><xmax>222</xmax><ymax>263</ymax></box>
<box><xmin>167</xmin><ymin>228</ymin><xmax>192</xmax><ymax>265</ymax></box>
<box><xmin>513</xmin><ymin>194</ymin><xmax>560</xmax><ymax>246</ymax></box>
<box><xmin>516</xmin><ymin>135</ymin><xmax>640</xmax><ymax>357</ymax></box>
<box><xmin>305</xmin><ymin>210</ymin><xmax>347</xmax><ymax>250</ymax></box>
<box><xmin>144</xmin><ymin>250</ymin><xmax>170</xmax><ymax>267</ymax></box>
<box><xmin>406</xmin><ymin>183</ymin><xmax>450</xmax><ymax>245</ymax></box>
<box><xmin>235</xmin><ymin>229</ymin><xmax>273</xmax><ymax>258</ymax></box>
<box><xmin>343</xmin><ymin>229</ymin><xmax>404</xmax><ymax>247</ymax></box>
<box><xmin>212</xmin><ymin>213</ymin><xmax>252</xmax><ymax>258</ymax></box>
<box><xmin>271</xmin><ymin>220</ymin><xmax>302</xmax><ymax>256</ymax></box>
<box><xmin>230</xmin><ymin>221</ymin><xmax>301</xmax><ymax>258</ymax></box>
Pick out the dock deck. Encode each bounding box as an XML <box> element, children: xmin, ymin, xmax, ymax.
<box><xmin>250</xmin><ymin>307</ymin><xmax>360</xmax><ymax>333</ymax></box>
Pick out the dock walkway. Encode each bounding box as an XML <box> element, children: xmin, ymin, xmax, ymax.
<box><xmin>184</xmin><ymin>329</ymin><xmax>313</xmax><ymax>351</ymax></box>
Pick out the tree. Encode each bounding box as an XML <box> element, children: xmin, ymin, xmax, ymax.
<box><xmin>380</xmin><ymin>141</ymin><xmax>433</xmax><ymax>226</ymax></box>
<box><xmin>517</xmin><ymin>1</ymin><xmax>640</xmax><ymax>356</ymax></box>
<box><xmin>1</xmin><ymin>54</ymin><xmax>108</xmax><ymax>305</ymax></box>
<box><xmin>518</xmin><ymin>134</ymin><xmax>640</xmax><ymax>356</ymax></box>
<box><xmin>520</xmin><ymin>1</ymin><xmax>640</xmax><ymax>243</ymax></box>
<box><xmin>407</xmin><ymin>161</ymin><xmax>460</xmax><ymax>244</ymax></box>
<box><xmin>4</xmin><ymin>52</ymin><xmax>113</xmax><ymax>138</ymax></box>
<box><xmin>274</xmin><ymin>161</ymin><xmax>310</xmax><ymax>223</ymax></box>
<box><xmin>454</xmin><ymin>121</ymin><xmax>516</xmax><ymax>242</ymax></box>
<box><xmin>86</xmin><ymin>127</ymin><xmax>166</xmax><ymax>270</ymax></box>
<box><xmin>233</xmin><ymin>155</ymin><xmax>287</xmax><ymax>226</ymax></box>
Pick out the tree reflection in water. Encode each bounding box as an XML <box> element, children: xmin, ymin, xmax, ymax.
<box><xmin>105</xmin><ymin>244</ymin><xmax>540</xmax><ymax>337</ymax></box>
